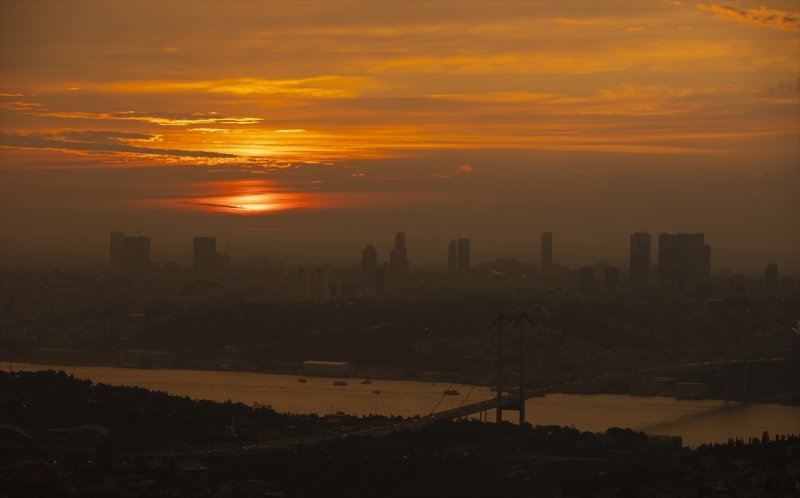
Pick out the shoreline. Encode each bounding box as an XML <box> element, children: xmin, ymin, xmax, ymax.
<box><xmin>8</xmin><ymin>359</ymin><xmax>798</xmax><ymax>406</ymax></box>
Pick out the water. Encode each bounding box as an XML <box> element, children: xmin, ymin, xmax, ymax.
<box><xmin>12</xmin><ymin>362</ymin><xmax>799</xmax><ymax>447</ymax></box>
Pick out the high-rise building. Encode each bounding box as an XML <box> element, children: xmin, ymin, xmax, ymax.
<box><xmin>361</xmin><ymin>244</ymin><xmax>378</xmax><ymax>289</ymax></box>
<box><xmin>389</xmin><ymin>232</ymin><xmax>410</xmax><ymax>287</ymax></box>
<box><xmin>579</xmin><ymin>265</ymin><xmax>594</xmax><ymax>291</ymax></box>
<box><xmin>291</xmin><ymin>265</ymin><xmax>330</xmax><ymax>303</ymax></box>
<box><xmin>457</xmin><ymin>238</ymin><xmax>470</xmax><ymax>274</ymax></box>
<box><xmin>629</xmin><ymin>232</ymin><xmax>651</xmax><ymax>285</ymax></box>
<box><xmin>540</xmin><ymin>232</ymin><xmax>553</xmax><ymax>271</ymax></box>
<box><xmin>193</xmin><ymin>236</ymin><xmax>217</xmax><ymax>270</ymax></box>
<box><xmin>122</xmin><ymin>235</ymin><xmax>151</xmax><ymax>272</ymax></box>
<box><xmin>448</xmin><ymin>239</ymin><xmax>458</xmax><ymax>275</ymax></box>
<box><xmin>764</xmin><ymin>263</ymin><xmax>778</xmax><ymax>290</ymax></box>
<box><xmin>110</xmin><ymin>231</ymin><xmax>124</xmax><ymax>269</ymax></box>
<box><xmin>604</xmin><ymin>266</ymin><xmax>620</xmax><ymax>288</ymax></box>
<box><xmin>658</xmin><ymin>233</ymin><xmax>710</xmax><ymax>290</ymax></box>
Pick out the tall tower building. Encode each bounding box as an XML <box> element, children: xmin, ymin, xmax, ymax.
<box><xmin>457</xmin><ymin>238</ymin><xmax>470</xmax><ymax>274</ymax></box>
<box><xmin>447</xmin><ymin>239</ymin><xmax>458</xmax><ymax>275</ymax></box>
<box><xmin>764</xmin><ymin>263</ymin><xmax>778</xmax><ymax>290</ymax></box>
<box><xmin>193</xmin><ymin>236</ymin><xmax>217</xmax><ymax>270</ymax></box>
<box><xmin>122</xmin><ymin>235</ymin><xmax>151</xmax><ymax>272</ymax></box>
<box><xmin>540</xmin><ymin>231</ymin><xmax>553</xmax><ymax>271</ymax></box>
<box><xmin>604</xmin><ymin>266</ymin><xmax>620</xmax><ymax>288</ymax></box>
<box><xmin>389</xmin><ymin>232</ymin><xmax>410</xmax><ymax>287</ymax></box>
<box><xmin>361</xmin><ymin>244</ymin><xmax>378</xmax><ymax>289</ymax></box>
<box><xmin>657</xmin><ymin>233</ymin><xmax>675</xmax><ymax>285</ymax></box>
<box><xmin>629</xmin><ymin>232</ymin><xmax>651</xmax><ymax>285</ymax></box>
<box><xmin>579</xmin><ymin>265</ymin><xmax>594</xmax><ymax>291</ymax></box>
<box><xmin>110</xmin><ymin>231</ymin><xmax>124</xmax><ymax>269</ymax></box>
<box><xmin>658</xmin><ymin>233</ymin><xmax>710</xmax><ymax>291</ymax></box>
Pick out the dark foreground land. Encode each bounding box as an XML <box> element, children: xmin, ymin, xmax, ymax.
<box><xmin>1</xmin><ymin>371</ymin><xmax>799</xmax><ymax>497</ymax></box>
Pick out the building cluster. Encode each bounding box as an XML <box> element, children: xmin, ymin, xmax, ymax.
<box><xmin>109</xmin><ymin>233</ymin><xmax>229</xmax><ymax>272</ymax></box>
<box><xmin>108</xmin><ymin>229</ymin><xmax>785</xmax><ymax>302</ymax></box>
<box><xmin>447</xmin><ymin>238</ymin><xmax>471</xmax><ymax>278</ymax></box>
<box><xmin>541</xmin><ymin>230</ymin><xmax>717</xmax><ymax>293</ymax></box>
<box><xmin>192</xmin><ymin>236</ymin><xmax>230</xmax><ymax>270</ymax></box>
<box><xmin>109</xmin><ymin>232</ymin><xmax>151</xmax><ymax>272</ymax></box>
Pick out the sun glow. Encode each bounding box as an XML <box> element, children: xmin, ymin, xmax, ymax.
<box><xmin>174</xmin><ymin>180</ymin><xmax>318</xmax><ymax>215</ymax></box>
<box><xmin>225</xmin><ymin>193</ymin><xmax>290</xmax><ymax>213</ymax></box>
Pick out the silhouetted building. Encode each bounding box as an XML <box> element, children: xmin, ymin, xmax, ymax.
<box><xmin>540</xmin><ymin>232</ymin><xmax>553</xmax><ymax>271</ymax></box>
<box><xmin>448</xmin><ymin>239</ymin><xmax>458</xmax><ymax>275</ymax></box>
<box><xmin>629</xmin><ymin>232</ymin><xmax>651</xmax><ymax>285</ymax></box>
<box><xmin>109</xmin><ymin>231</ymin><xmax>124</xmax><ymax>269</ymax></box>
<box><xmin>579</xmin><ymin>266</ymin><xmax>594</xmax><ymax>291</ymax></box>
<box><xmin>604</xmin><ymin>266</ymin><xmax>620</xmax><ymax>288</ymax></box>
<box><xmin>764</xmin><ymin>263</ymin><xmax>778</xmax><ymax>290</ymax></box>
<box><xmin>446</xmin><ymin>238</ymin><xmax>471</xmax><ymax>277</ymax></box>
<box><xmin>193</xmin><ymin>236</ymin><xmax>217</xmax><ymax>270</ymax></box>
<box><xmin>457</xmin><ymin>238</ymin><xmax>470</xmax><ymax>274</ymax></box>
<box><xmin>361</xmin><ymin>244</ymin><xmax>378</xmax><ymax>289</ymax></box>
<box><xmin>376</xmin><ymin>262</ymin><xmax>388</xmax><ymax>296</ymax></box>
<box><xmin>389</xmin><ymin>232</ymin><xmax>410</xmax><ymax>287</ymax></box>
<box><xmin>292</xmin><ymin>265</ymin><xmax>330</xmax><ymax>303</ymax></box>
<box><xmin>658</xmin><ymin>233</ymin><xmax>710</xmax><ymax>291</ymax></box>
<box><xmin>122</xmin><ymin>235</ymin><xmax>151</xmax><ymax>272</ymax></box>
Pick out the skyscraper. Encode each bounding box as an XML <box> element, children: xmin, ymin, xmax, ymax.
<box><xmin>447</xmin><ymin>239</ymin><xmax>458</xmax><ymax>275</ymax></box>
<box><xmin>540</xmin><ymin>232</ymin><xmax>553</xmax><ymax>271</ymax></box>
<box><xmin>389</xmin><ymin>232</ymin><xmax>410</xmax><ymax>287</ymax></box>
<box><xmin>457</xmin><ymin>238</ymin><xmax>470</xmax><ymax>274</ymax></box>
<box><xmin>658</xmin><ymin>233</ymin><xmax>710</xmax><ymax>291</ymax></box>
<box><xmin>579</xmin><ymin>265</ymin><xmax>594</xmax><ymax>291</ymax></box>
<box><xmin>764</xmin><ymin>262</ymin><xmax>778</xmax><ymax>290</ymax></box>
<box><xmin>629</xmin><ymin>232</ymin><xmax>651</xmax><ymax>285</ymax></box>
<box><xmin>122</xmin><ymin>235</ymin><xmax>151</xmax><ymax>272</ymax></box>
<box><xmin>361</xmin><ymin>244</ymin><xmax>378</xmax><ymax>289</ymax></box>
<box><xmin>604</xmin><ymin>266</ymin><xmax>620</xmax><ymax>288</ymax></box>
<box><xmin>193</xmin><ymin>236</ymin><xmax>217</xmax><ymax>270</ymax></box>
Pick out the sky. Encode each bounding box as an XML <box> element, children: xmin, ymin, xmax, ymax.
<box><xmin>1</xmin><ymin>0</ymin><xmax>798</xmax><ymax>270</ymax></box>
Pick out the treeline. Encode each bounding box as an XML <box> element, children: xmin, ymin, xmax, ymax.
<box><xmin>0</xmin><ymin>370</ymin><xmax>291</xmax><ymax>449</ymax></box>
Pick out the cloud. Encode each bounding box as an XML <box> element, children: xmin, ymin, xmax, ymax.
<box><xmin>59</xmin><ymin>130</ymin><xmax>160</xmax><ymax>143</ymax></box>
<box><xmin>55</xmin><ymin>76</ymin><xmax>370</xmax><ymax>98</ymax></box>
<box><xmin>0</xmin><ymin>131</ymin><xmax>237</xmax><ymax>158</ymax></box>
<box><xmin>182</xmin><ymin>200</ymin><xmax>245</xmax><ymax>210</ymax></box>
<box><xmin>189</xmin><ymin>127</ymin><xmax>233</xmax><ymax>133</ymax></box>
<box><xmin>37</xmin><ymin>110</ymin><xmax>263</xmax><ymax>127</ymax></box>
<box><xmin>697</xmin><ymin>4</ymin><xmax>800</xmax><ymax>31</ymax></box>
<box><xmin>456</xmin><ymin>164</ymin><xmax>474</xmax><ymax>173</ymax></box>
<box><xmin>0</xmin><ymin>100</ymin><xmax>43</xmax><ymax>111</ymax></box>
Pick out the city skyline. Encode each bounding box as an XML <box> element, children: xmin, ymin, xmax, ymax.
<box><xmin>14</xmin><ymin>226</ymin><xmax>798</xmax><ymax>275</ymax></box>
<box><xmin>100</xmin><ymin>228</ymin><xmax>748</xmax><ymax>282</ymax></box>
<box><xmin>1</xmin><ymin>1</ymin><xmax>798</xmax><ymax>271</ymax></box>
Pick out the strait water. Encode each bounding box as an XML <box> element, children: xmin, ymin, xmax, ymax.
<box><xmin>13</xmin><ymin>362</ymin><xmax>799</xmax><ymax>448</ymax></box>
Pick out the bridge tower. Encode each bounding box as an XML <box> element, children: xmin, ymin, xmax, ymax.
<box><xmin>494</xmin><ymin>312</ymin><xmax>532</xmax><ymax>426</ymax></box>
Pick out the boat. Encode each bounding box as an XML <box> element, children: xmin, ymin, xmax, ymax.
<box><xmin>298</xmin><ymin>378</ymin><xmax>306</xmax><ymax>383</ymax></box>
<box><xmin>443</xmin><ymin>389</ymin><xmax>460</xmax><ymax>396</ymax></box>
<box><xmin>361</xmin><ymin>379</ymin><xmax>372</xmax><ymax>385</ymax></box>
<box><xmin>371</xmin><ymin>389</ymin><xmax>381</xmax><ymax>394</ymax></box>
<box><xmin>333</xmin><ymin>380</ymin><xmax>347</xmax><ymax>386</ymax></box>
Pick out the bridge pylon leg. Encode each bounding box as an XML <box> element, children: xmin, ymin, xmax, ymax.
<box><xmin>494</xmin><ymin>312</ymin><xmax>532</xmax><ymax>427</ymax></box>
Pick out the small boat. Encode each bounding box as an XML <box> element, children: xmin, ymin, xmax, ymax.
<box><xmin>361</xmin><ymin>379</ymin><xmax>372</xmax><ymax>385</ymax></box>
<box><xmin>333</xmin><ymin>380</ymin><xmax>347</xmax><ymax>386</ymax></box>
<box><xmin>371</xmin><ymin>389</ymin><xmax>381</xmax><ymax>394</ymax></box>
<box><xmin>443</xmin><ymin>389</ymin><xmax>460</xmax><ymax>396</ymax></box>
<box><xmin>298</xmin><ymin>378</ymin><xmax>306</xmax><ymax>383</ymax></box>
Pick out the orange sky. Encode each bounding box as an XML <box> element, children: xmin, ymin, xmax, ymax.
<box><xmin>1</xmin><ymin>1</ymin><xmax>798</xmax><ymax>269</ymax></box>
